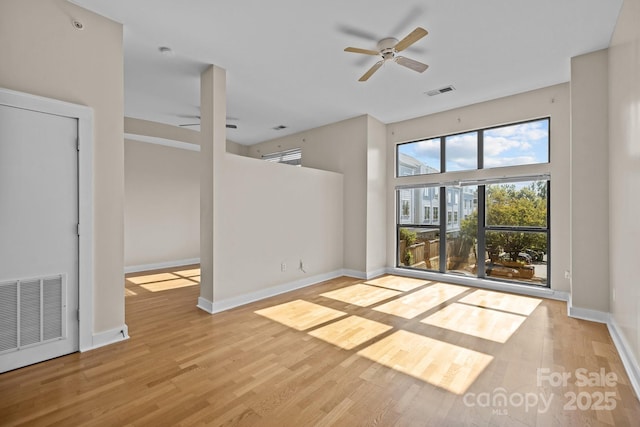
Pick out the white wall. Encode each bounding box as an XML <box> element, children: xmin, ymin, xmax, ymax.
<box><xmin>609</xmin><ymin>0</ymin><xmax>640</xmax><ymax>376</ymax></box>
<box><xmin>570</xmin><ymin>50</ymin><xmax>610</xmax><ymax>312</ymax></box>
<box><xmin>247</xmin><ymin>116</ymin><xmax>370</xmax><ymax>275</ymax></box>
<box><xmin>366</xmin><ymin>116</ymin><xmax>388</xmax><ymax>274</ymax></box>
<box><xmin>124</xmin><ymin>140</ymin><xmax>200</xmax><ymax>269</ymax></box>
<box><xmin>214</xmin><ymin>154</ymin><xmax>344</xmax><ymax>301</ymax></box>
<box><xmin>387</xmin><ymin>84</ymin><xmax>571</xmax><ymax>293</ymax></box>
<box><xmin>0</xmin><ymin>0</ymin><xmax>124</xmax><ymax>334</ymax></box>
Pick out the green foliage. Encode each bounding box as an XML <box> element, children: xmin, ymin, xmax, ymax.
<box><xmin>399</xmin><ymin>228</ymin><xmax>417</xmax><ymax>265</ymax></box>
<box><xmin>400</xmin><ymin>228</ymin><xmax>417</xmax><ymax>246</ymax></box>
<box><xmin>460</xmin><ymin>183</ymin><xmax>547</xmax><ymax>262</ymax></box>
<box><xmin>486</xmin><ymin>183</ymin><xmax>547</xmax><ymax>261</ymax></box>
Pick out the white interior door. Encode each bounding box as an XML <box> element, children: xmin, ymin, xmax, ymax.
<box><xmin>0</xmin><ymin>103</ymin><xmax>79</xmax><ymax>373</ymax></box>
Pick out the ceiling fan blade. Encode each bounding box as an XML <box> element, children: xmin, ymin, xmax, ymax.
<box><xmin>395</xmin><ymin>56</ymin><xmax>429</xmax><ymax>73</ymax></box>
<box><xmin>394</xmin><ymin>27</ymin><xmax>428</xmax><ymax>52</ymax></box>
<box><xmin>388</xmin><ymin>6</ymin><xmax>424</xmax><ymax>36</ymax></box>
<box><xmin>179</xmin><ymin>123</ymin><xmax>237</xmax><ymax>129</ymax></box>
<box><xmin>359</xmin><ymin>61</ymin><xmax>384</xmax><ymax>82</ymax></box>
<box><xmin>337</xmin><ymin>24</ymin><xmax>379</xmax><ymax>42</ymax></box>
<box><xmin>345</xmin><ymin>47</ymin><xmax>380</xmax><ymax>56</ymax></box>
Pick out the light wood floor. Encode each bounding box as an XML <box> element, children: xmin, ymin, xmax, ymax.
<box><xmin>1</xmin><ymin>267</ymin><xmax>639</xmax><ymax>426</ymax></box>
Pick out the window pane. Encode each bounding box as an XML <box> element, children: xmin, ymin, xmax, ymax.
<box><xmin>397</xmin><ymin>138</ymin><xmax>440</xmax><ymax>176</ymax></box>
<box><xmin>485</xmin><ymin>230</ymin><xmax>547</xmax><ymax>285</ymax></box>
<box><xmin>483</xmin><ymin>119</ymin><xmax>549</xmax><ymax>168</ymax></box>
<box><xmin>262</xmin><ymin>148</ymin><xmax>302</xmax><ymax>166</ymax></box>
<box><xmin>398</xmin><ymin>187</ymin><xmax>439</xmax><ymax>225</ymax></box>
<box><xmin>486</xmin><ymin>181</ymin><xmax>548</xmax><ymax>228</ymax></box>
<box><xmin>445</xmin><ymin>131</ymin><xmax>477</xmax><ymax>171</ymax></box>
<box><xmin>398</xmin><ymin>227</ymin><xmax>440</xmax><ymax>271</ymax></box>
<box><xmin>446</xmin><ymin>186</ymin><xmax>478</xmax><ymax>276</ymax></box>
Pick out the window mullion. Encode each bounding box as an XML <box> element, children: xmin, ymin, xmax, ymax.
<box><xmin>478</xmin><ymin>130</ymin><xmax>484</xmax><ymax>170</ymax></box>
<box><xmin>477</xmin><ymin>185</ymin><xmax>486</xmax><ymax>278</ymax></box>
<box><xmin>439</xmin><ymin>186</ymin><xmax>446</xmax><ymax>273</ymax></box>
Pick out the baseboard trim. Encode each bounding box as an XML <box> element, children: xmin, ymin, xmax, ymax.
<box><xmin>85</xmin><ymin>324</ymin><xmax>129</xmax><ymax>351</ymax></box>
<box><xmin>197</xmin><ymin>296</ymin><xmax>214</xmax><ymax>314</ymax></box>
<box><xmin>385</xmin><ymin>267</ymin><xmax>568</xmax><ymax>301</ymax></box>
<box><xmin>607</xmin><ymin>318</ymin><xmax>640</xmax><ymax>400</ymax></box>
<box><xmin>342</xmin><ymin>268</ymin><xmax>387</xmax><ymax>280</ymax></box>
<box><xmin>197</xmin><ymin>270</ymin><xmax>345</xmax><ymax>314</ymax></box>
<box><xmin>567</xmin><ymin>300</ymin><xmax>610</xmax><ymax>324</ymax></box>
<box><xmin>342</xmin><ymin>269</ymin><xmax>366</xmax><ymax>279</ymax></box>
<box><xmin>365</xmin><ymin>268</ymin><xmax>387</xmax><ymax>280</ymax></box>
<box><xmin>124</xmin><ymin>258</ymin><xmax>200</xmax><ymax>274</ymax></box>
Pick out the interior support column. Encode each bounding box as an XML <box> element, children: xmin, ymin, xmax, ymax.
<box><xmin>198</xmin><ymin>65</ymin><xmax>226</xmax><ymax>312</ymax></box>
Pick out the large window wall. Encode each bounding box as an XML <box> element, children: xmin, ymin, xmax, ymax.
<box><xmin>396</xmin><ymin>118</ymin><xmax>550</xmax><ymax>287</ymax></box>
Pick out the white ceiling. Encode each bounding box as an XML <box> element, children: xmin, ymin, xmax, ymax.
<box><xmin>71</xmin><ymin>0</ymin><xmax>622</xmax><ymax>145</ymax></box>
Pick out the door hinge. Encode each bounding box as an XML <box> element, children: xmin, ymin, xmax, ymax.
<box><xmin>77</xmin><ymin>309</ymin><xmax>80</xmax><ymax>321</ymax></box>
<box><xmin>76</xmin><ymin>138</ymin><xmax>80</xmax><ymax>151</ymax></box>
<box><xmin>77</xmin><ymin>223</ymin><xmax>80</xmax><ymax>236</ymax></box>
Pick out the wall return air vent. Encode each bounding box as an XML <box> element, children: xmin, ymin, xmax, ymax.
<box><xmin>425</xmin><ymin>85</ymin><xmax>456</xmax><ymax>96</ymax></box>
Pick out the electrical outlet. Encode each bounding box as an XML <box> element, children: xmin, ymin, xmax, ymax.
<box><xmin>612</xmin><ymin>288</ymin><xmax>616</xmax><ymax>303</ymax></box>
<box><xmin>281</xmin><ymin>262</ymin><xmax>286</xmax><ymax>272</ymax></box>
<box><xmin>564</xmin><ymin>270</ymin><xmax>571</xmax><ymax>279</ymax></box>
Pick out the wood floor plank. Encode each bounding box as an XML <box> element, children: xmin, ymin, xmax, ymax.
<box><xmin>0</xmin><ymin>267</ymin><xmax>639</xmax><ymax>426</ymax></box>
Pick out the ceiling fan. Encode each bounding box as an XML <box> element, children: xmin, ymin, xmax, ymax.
<box><xmin>344</xmin><ymin>27</ymin><xmax>429</xmax><ymax>82</ymax></box>
<box><xmin>179</xmin><ymin>116</ymin><xmax>237</xmax><ymax>129</ymax></box>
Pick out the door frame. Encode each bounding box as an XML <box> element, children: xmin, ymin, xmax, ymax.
<box><xmin>0</xmin><ymin>87</ymin><xmax>94</xmax><ymax>351</ymax></box>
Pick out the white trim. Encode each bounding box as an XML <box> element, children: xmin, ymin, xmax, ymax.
<box><xmin>607</xmin><ymin>318</ymin><xmax>640</xmax><ymax>400</ymax></box>
<box><xmin>365</xmin><ymin>268</ymin><xmax>387</xmax><ymax>280</ymax></box>
<box><xmin>342</xmin><ymin>268</ymin><xmax>387</xmax><ymax>280</ymax></box>
<box><xmin>90</xmin><ymin>325</ymin><xmax>129</xmax><ymax>350</ymax></box>
<box><xmin>386</xmin><ymin>267</ymin><xmax>569</xmax><ymax>301</ymax></box>
<box><xmin>197</xmin><ymin>270</ymin><xmax>344</xmax><ymax>314</ymax></box>
<box><xmin>124</xmin><ymin>133</ymin><xmax>200</xmax><ymax>152</ymax></box>
<box><xmin>342</xmin><ymin>269</ymin><xmax>367</xmax><ymax>279</ymax></box>
<box><xmin>125</xmin><ymin>258</ymin><xmax>200</xmax><ymax>274</ymax></box>
<box><xmin>197</xmin><ymin>297</ymin><xmax>214</xmax><ymax>314</ymax></box>
<box><xmin>0</xmin><ymin>87</ymin><xmax>94</xmax><ymax>354</ymax></box>
<box><xmin>567</xmin><ymin>296</ymin><xmax>610</xmax><ymax>323</ymax></box>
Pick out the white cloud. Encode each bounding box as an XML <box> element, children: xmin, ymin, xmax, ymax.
<box><xmin>408</xmin><ymin>138</ymin><xmax>439</xmax><ymax>159</ymax></box>
<box><xmin>486</xmin><ymin>121</ymin><xmax>547</xmax><ymax>142</ymax></box>
<box><xmin>484</xmin><ymin>136</ymin><xmax>533</xmax><ymax>156</ymax></box>
<box><xmin>484</xmin><ymin>155</ymin><xmax>537</xmax><ymax>168</ymax></box>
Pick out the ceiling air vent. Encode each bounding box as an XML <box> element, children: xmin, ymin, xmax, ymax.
<box><xmin>425</xmin><ymin>85</ymin><xmax>456</xmax><ymax>96</ymax></box>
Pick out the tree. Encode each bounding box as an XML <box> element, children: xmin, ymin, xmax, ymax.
<box><xmin>460</xmin><ymin>183</ymin><xmax>547</xmax><ymax>263</ymax></box>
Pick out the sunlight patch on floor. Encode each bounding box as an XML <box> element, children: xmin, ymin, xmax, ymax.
<box><xmin>254</xmin><ymin>300</ymin><xmax>346</xmax><ymax>331</ymax></box>
<box><xmin>172</xmin><ymin>268</ymin><xmax>200</xmax><ymax>277</ymax></box>
<box><xmin>364</xmin><ymin>276</ymin><xmax>429</xmax><ymax>292</ymax></box>
<box><xmin>458</xmin><ymin>289</ymin><xmax>542</xmax><ymax>315</ymax></box>
<box><xmin>309</xmin><ymin>315</ymin><xmax>393</xmax><ymax>350</ymax></box>
<box><xmin>421</xmin><ymin>303</ymin><xmax>527</xmax><ymax>343</ymax></box>
<box><xmin>320</xmin><ymin>284</ymin><xmax>402</xmax><ymax>307</ymax></box>
<box><xmin>357</xmin><ymin>330</ymin><xmax>493</xmax><ymax>394</ymax></box>
<box><xmin>140</xmin><ymin>278</ymin><xmax>199</xmax><ymax>292</ymax></box>
<box><xmin>373</xmin><ymin>282</ymin><xmax>469</xmax><ymax>319</ymax></box>
<box><xmin>127</xmin><ymin>272</ymin><xmax>180</xmax><ymax>285</ymax></box>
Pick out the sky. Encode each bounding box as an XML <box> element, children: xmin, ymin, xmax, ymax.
<box><xmin>398</xmin><ymin>119</ymin><xmax>549</xmax><ymax>173</ymax></box>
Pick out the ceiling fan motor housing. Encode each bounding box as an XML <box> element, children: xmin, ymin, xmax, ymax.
<box><xmin>378</xmin><ymin>38</ymin><xmax>399</xmax><ymax>61</ymax></box>
<box><xmin>377</xmin><ymin>37</ymin><xmax>399</xmax><ymax>51</ymax></box>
